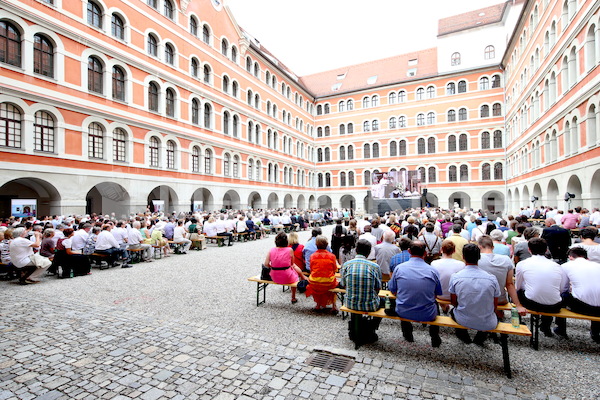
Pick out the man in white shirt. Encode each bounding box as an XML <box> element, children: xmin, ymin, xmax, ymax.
<box><xmin>431</xmin><ymin>240</ymin><xmax>465</xmax><ymax>308</ymax></box>
<box><xmin>71</xmin><ymin>223</ymin><xmax>91</xmax><ymax>251</ymax></box>
<box><xmin>95</xmin><ymin>224</ymin><xmax>131</xmax><ymax>268</ymax></box>
<box><xmin>216</xmin><ymin>215</ymin><xmax>233</xmax><ymax>246</ymax></box>
<box><xmin>10</xmin><ymin>227</ymin><xmax>51</xmax><ymax>284</ymax></box>
<box><xmin>516</xmin><ymin>238</ymin><xmax>566</xmax><ymax>337</ymax></box>
<box><xmin>172</xmin><ymin>219</ymin><xmax>191</xmax><ymax>253</ymax></box>
<box><xmin>558</xmin><ymin>247</ymin><xmax>600</xmax><ymax>342</ymax></box>
<box><xmin>127</xmin><ymin>221</ymin><xmax>153</xmax><ymax>261</ymax></box>
<box><xmin>589</xmin><ymin>208</ymin><xmax>600</xmax><ymax>227</ymax></box>
<box><xmin>358</xmin><ymin>225</ymin><xmax>378</xmax><ymax>260</ymax></box>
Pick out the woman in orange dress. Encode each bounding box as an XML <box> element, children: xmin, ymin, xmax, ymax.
<box><xmin>306</xmin><ymin>235</ymin><xmax>339</xmax><ymax>314</ymax></box>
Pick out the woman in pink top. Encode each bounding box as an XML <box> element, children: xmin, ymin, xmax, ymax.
<box><xmin>264</xmin><ymin>232</ymin><xmax>307</xmax><ymax>303</ymax></box>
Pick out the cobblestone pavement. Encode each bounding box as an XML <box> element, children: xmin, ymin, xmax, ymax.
<box><xmin>0</xmin><ymin>228</ymin><xmax>599</xmax><ymax>399</ymax></box>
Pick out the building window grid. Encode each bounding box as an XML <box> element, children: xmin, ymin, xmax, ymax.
<box><xmin>88</xmin><ymin>123</ymin><xmax>104</xmax><ymax>159</ymax></box>
<box><xmin>427</xmin><ymin>137</ymin><xmax>435</xmax><ymax>153</ymax></box>
<box><xmin>0</xmin><ymin>21</ymin><xmax>21</xmax><ymax>67</ymax></box>
<box><xmin>149</xmin><ymin>137</ymin><xmax>159</xmax><ymax>167</ymax></box>
<box><xmin>33</xmin><ymin>34</ymin><xmax>54</xmax><ymax>77</ymax></box>
<box><xmin>147</xmin><ymin>34</ymin><xmax>157</xmax><ymax>56</ymax></box>
<box><xmin>459</xmin><ymin>134</ymin><xmax>468</xmax><ymax>151</ymax></box>
<box><xmin>111</xmin><ymin>14</ymin><xmax>125</xmax><ymax>40</ymax></box>
<box><xmin>164</xmin><ymin>0</ymin><xmax>174</xmax><ymax>19</ymax></box>
<box><xmin>87</xmin><ymin>1</ymin><xmax>103</xmax><ymax>28</ymax></box>
<box><xmin>417</xmin><ymin>138</ymin><xmax>425</xmax><ymax>154</ymax></box>
<box><xmin>34</xmin><ymin>111</ymin><xmax>54</xmax><ymax>153</ymax></box>
<box><xmin>112</xmin><ymin>66</ymin><xmax>125</xmax><ymax>101</ymax></box>
<box><xmin>88</xmin><ymin>56</ymin><xmax>103</xmax><ymax>94</ymax></box>
<box><xmin>482</xmin><ymin>131</ymin><xmax>490</xmax><ymax>149</ymax></box>
<box><xmin>204</xmin><ymin>149</ymin><xmax>212</xmax><ymax>173</ymax></box>
<box><xmin>165</xmin><ymin>43</ymin><xmax>174</xmax><ymax>65</ymax></box>
<box><xmin>165</xmin><ymin>89</ymin><xmax>175</xmax><ymax>117</ymax></box>
<box><xmin>112</xmin><ymin>128</ymin><xmax>126</xmax><ymax>162</ymax></box>
<box><xmin>459</xmin><ymin>165</ymin><xmax>468</xmax><ymax>181</ymax></box>
<box><xmin>192</xmin><ymin>147</ymin><xmax>200</xmax><ymax>172</ymax></box>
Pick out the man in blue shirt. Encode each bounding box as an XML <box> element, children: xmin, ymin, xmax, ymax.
<box><xmin>389</xmin><ymin>237</ymin><xmax>412</xmax><ymax>274</ymax></box>
<box><xmin>388</xmin><ymin>241</ymin><xmax>443</xmax><ymax>347</ymax></box>
<box><xmin>449</xmin><ymin>243</ymin><xmax>501</xmax><ymax>346</ymax></box>
<box><xmin>303</xmin><ymin>228</ymin><xmax>331</xmax><ymax>271</ymax></box>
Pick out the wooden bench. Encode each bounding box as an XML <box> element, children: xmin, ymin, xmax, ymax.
<box><xmin>205</xmin><ymin>236</ymin><xmax>228</xmax><ymax>247</ymax></box>
<box><xmin>127</xmin><ymin>247</ymin><xmax>144</xmax><ymax>263</ymax></box>
<box><xmin>234</xmin><ymin>232</ymin><xmax>249</xmax><ymax>242</ymax></box>
<box><xmin>89</xmin><ymin>252</ymin><xmax>110</xmax><ymax>269</ymax></box>
<box><xmin>167</xmin><ymin>240</ymin><xmax>185</xmax><ymax>254</ymax></box>
<box><xmin>151</xmin><ymin>245</ymin><xmax>164</xmax><ymax>259</ymax></box>
<box><xmin>248</xmin><ymin>275</ymin><xmax>342</xmax><ymax>306</ymax></box>
<box><xmin>527</xmin><ymin>308</ymin><xmax>600</xmax><ymax>350</ymax></box>
<box><xmin>0</xmin><ymin>262</ymin><xmax>17</xmax><ymax>280</ymax></box>
<box><xmin>191</xmin><ymin>238</ymin><xmax>206</xmax><ymax>250</ymax></box>
<box><xmin>340</xmin><ymin>306</ymin><xmax>531</xmax><ymax>378</ymax></box>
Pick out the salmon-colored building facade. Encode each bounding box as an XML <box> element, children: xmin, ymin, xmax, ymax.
<box><xmin>0</xmin><ymin>0</ymin><xmax>598</xmax><ymax>217</ymax></box>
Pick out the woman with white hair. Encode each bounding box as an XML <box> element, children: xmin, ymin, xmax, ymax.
<box><xmin>9</xmin><ymin>227</ymin><xmax>51</xmax><ymax>284</ymax></box>
<box><xmin>490</xmin><ymin>229</ymin><xmax>511</xmax><ymax>256</ymax></box>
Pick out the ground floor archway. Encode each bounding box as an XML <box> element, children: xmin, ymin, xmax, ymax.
<box><xmin>448</xmin><ymin>191</ymin><xmax>471</xmax><ymax>210</ymax></box>
<box><xmin>0</xmin><ymin>178</ymin><xmax>61</xmax><ymax>218</ymax></box>
<box><xmin>318</xmin><ymin>195</ymin><xmax>332</xmax><ymax>209</ymax></box>
<box><xmin>248</xmin><ymin>192</ymin><xmax>263</xmax><ymax>210</ymax></box>
<box><xmin>86</xmin><ymin>182</ymin><xmax>130</xmax><ymax>218</ymax></box>
<box><xmin>482</xmin><ymin>190</ymin><xmax>505</xmax><ymax>216</ymax></box>
<box><xmin>148</xmin><ymin>185</ymin><xmax>178</xmax><ymax>214</ymax></box>
<box><xmin>340</xmin><ymin>194</ymin><xmax>356</xmax><ymax>210</ymax></box>
<box><xmin>297</xmin><ymin>194</ymin><xmax>306</xmax><ymax>210</ymax></box>
<box><xmin>223</xmin><ymin>190</ymin><xmax>240</xmax><ymax>210</ymax></box>
<box><xmin>191</xmin><ymin>188</ymin><xmax>214</xmax><ymax>212</ymax></box>
<box><xmin>267</xmin><ymin>193</ymin><xmax>279</xmax><ymax>209</ymax></box>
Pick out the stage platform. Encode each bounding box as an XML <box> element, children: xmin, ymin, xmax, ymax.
<box><xmin>367</xmin><ymin>197</ymin><xmax>422</xmax><ymax>215</ymax></box>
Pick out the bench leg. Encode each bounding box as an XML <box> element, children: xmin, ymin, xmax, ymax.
<box><xmin>530</xmin><ymin>315</ymin><xmax>540</xmax><ymax>350</ymax></box>
<box><xmin>256</xmin><ymin>282</ymin><xmax>268</xmax><ymax>306</ymax></box>
<box><xmin>282</xmin><ymin>285</ymin><xmax>289</xmax><ymax>293</ymax></box>
<box><xmin>499</xmin><ymin>333</ymin><xmax>512</xmax><ymax>379</ymax></box>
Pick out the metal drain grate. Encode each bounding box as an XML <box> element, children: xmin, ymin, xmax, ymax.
<box><xmin>306</xmin><ymin>351</ymin><xmax>355</xmax><ymax>373</ymax></box>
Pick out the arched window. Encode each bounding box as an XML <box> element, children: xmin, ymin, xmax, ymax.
<box><xmin>372</xmin><ymin>143</ymin><xmax>380</xmax><ymax>158</ymax></box>
<box><xmin>416</xmin><ymin>88</ymin><xmax>424</xmax><ymax>100</ymax></box>
<box><xmin>233</xmin><ymin>155</ymin><xmax>240</xmax><ymax>178</ymax></box>
<box><xmin>363</xmin><ymin>143</ymin><xmax>371</xmax><ymax>159</ymax></box>
<box><xmin>340</xmin><ymin>172</ymin><xmax>347</xmax><ymax>187</ymax></box>
<box><xmin>492</xmin><ymin>103</ymin><xmax>502</xmax><ymax>116</ymax></box>
<box><xmin>446</xmin><ymin>82</ymin><xmax>455</xmax><ymax>95</ymax></box>
<box><xmin>203</xmin><ymin>103</ymin><xmax>212</xmax><ymax>129</ymax></box>
<box><xmin>372</xmin><ymin>120</ymin><xmax>379</xmax><ymax>131</ymax></box>
<box><xmin>253</xmin><ymin>62</ymin><xmax>259</xmax><ymax>78</ymax></box>
<box><xmin>112</xmin><ymin>66</ymin><xmax>126</xmax><ymax>101</ymax></box>
<box><xmin>371</xmin><ymin>96</ymin><xmax>379</xmax><ymax>107</ymax></box>
<box><xmin>255</xmin><ymin>160</ymin><xmax>261</xmax><ymax>181</ymax></box>
<box><xmin>0</xmin><ymin>21</ymin><xmax>21</xmax><ymax>67</ymax></box>
<box><xmin>458</xmin><ymin>108</ymin><xmax>467</xmax><ymax>121</ymax></box>
<box><xmin>223</xmin><ymin>153</ymin><xmax>231</xmax><ymax>176</ymax></box>
<box><xmin>189</xmin><ymin>16</ymin><xmax>198</xmax><ymax>36</ymax></box>
<box><xmin>324</xmin><ymin>147</ymin><xmax>331</xmax><ymax>161</ymax></box>
<box><xmin>480</xmin><ymin>105</ymin><xmax>489</xmax><ymax>118</ymax></box>
<box><xmin>339</xmin><ymin>124</ymin><xmax>346</xmax><ymax>135</ymax></box>
<box><xmin>202</xmin><ymin>24</ymin><xmax>210</xmax><ymax>45</ymax></box>
<box><xmin>398</xmin><ymin>116</ymin><xmax>406</xmax><ymax>128</ymax></box>
<box><xmin>164</xmin><ymin>0</ymin><xmax>174</xmax><ymax>19</ymax></box>
<box><xmin>389</xmin><ymin>117</ymin><xmax>397</xmax><ymax>129</ymax></box>
<box><xmin>448</xmin><ymin>135</ymin><xmax>457</xmax><ymax>152</ymax></box>
<box><xmin>363</xmin><ymin>121</ymin><xmax>370</xmax><ymax>132</ymax></box>
<box><xmin>191</xmin><ymin>98</ymin><xmax>199</xmax><ymax>124</ymax></box>
<box><xmin>204</xmin><ymin>149</ymin><xmax>212</xmax><ymax>173</ymax></box>
<box><xmin>87</xmin><ymin>56</ymin><xmax>103</xmax><ymax>94</ymax></box>
<box><xmin>481</xmin><ymin>131</ymin><xmax>490</xmax><ymax>149</ymax></box>
<box><xmin>192</xmin><ymin>146</ymin><xmax>200</xmax><ymax>172</ymax></box>
<box><xmin>203</xmin><ymin>64</ymin><xmax>211</xmax><ymax>84</ymax></box>
<box><xmin>451</xmin><ymin>52</ymin><xmax>461</xmax><ymax>66</ymax></box>
<box><xmin>338</xmin><ymin>100</ymin><xmax>345</xmax><ymax>112</ymax></box>
<box><xmin>494</xmin><ymin>162</ymin><xmax>503</xmax><ymax>180</ymax></box>
<box><xmin>324</xmin><ymin>126</ymin><xmax>330</xmax><ymax>136</ymax></box>
<box><xmin>339</xmin><ymin>145</ymin><xmax>346</xmax><ymax>161</ymax></box>
<box><xmin>428</xmin><ymin>167</ymin><xmax>436</xmax><ymax>183</ymax></box>
<box><xmin>427</xmin><ymin>137</ymin><xmax>436</xmax><ymax>154</ymax></box>
<box><xmin>111</xmin><ymin>128</ymin><xmax>126</xmax><ymax>162</ymax></box>
<box><xmin>417</xmin><ymin>138</ymin><xmax>425</xmax><ymax>154</ymax></box>
<box><xmin>417</xmin><ymin>114</ymin><xmax>425</xmax><ymax>126</ymax></box>
<box><xmin>364</xmin><ymin>170</ymin><xmax>371</xmax><ymax>186</ymax></box>
<box><xmin>223</xmin><ymin>111</ymin><xmax>230</xmax><ymax>135</ymax></box>
<box><xmin>316</xmin><ymin>105</ymin><xmax>322</xmax><ymax>115</ymax></box>
<box><xmin>347</xmin><ymin>145</ymin><xmax>354</xmax><ymax>160</ymax></box>
<box><xmin>149</xmin><ymin>136</ymin><xmax>159</xmax><ymax>167</ymax></box>
<box><xmin>317</xmin><ymin>127</ymin><xmax>323</xmax><ymax>137</ymax></box>
<box><xmin>349</xmin><ymin>171</ymin><xmax>355</xmax><ymax>186</ymax></box>
<box><xmin>426</xmin><ymin>86</ymin><xmax>435</xmax><ymax>99</ymax></box>
<box><xmin>34</xmin><ymin>111</ymin><xmax>54</xmax><ymax>153</ymax></box>
<box><xmin>389</xmin><ymin>92</ymin><xmax>396</xmax><ymax>104</ymax></box>
<box><xmin>448</xmin><ymin>165</ymin><xmax>457</xmax><ymax>182</ymax></box>
<box><xmin>399</xmin><ymin>140</ymin><xmax>407</xmax><ymax>156</ymax></box>
<box><xmin>347</xmin><ymin>123</ymin><xmax>354</xmax><ymax>134</ymax></box>
<box><xmin>324</xmin><ymin>104</ymin><xmax>330</xmax><ymax>114</ymax></box>
<box><xmin>191</xmin><ymin>58</ymin><xmax>199</xmax><ymax>78</ymax></box>
<box><xmin>247</xmin><ymin>159</ymin><xmax>254</xmax><ymax>179</ymax></box>
<box><xmin>398</xmin><ymin>91</ymin><xmax>406</xmax><ymax>102</ymax></box>
<box><xmin>447</xmin><ymin>110</ymin><xmax>456</xmax><ymax>122</ymax></box>
<box><xmin>222</xmin><ymin>75</ymin><xmax>230</xmax><ymax>93</ymax></box>
<box><xmin>232</xmin><ymin>115</ymin><xmax>239</xmax><ymax>138</ymax></box>
<box><xmin>166</xmin><ymin>140</ymin><xmax>176</xmax><ymax>169</ymax></box>
<box><xmin>231</xmin><ymin>46</ymin><xmax>237</xmax><ymax>63</ymax></box>
<box><xmin>482</xmin><ymin>163</ymin><xmax>491</xmax><ymax>180</ymax></box>
<box><xmin>87</xmin><ymin>1</ymin><xmax>103</xmax><ymax>28</ymax></box>
<box><xmin>459</xmin><ymin>134</ymin><xmax>468</xmax><ymax>151</ymax></box>
<box><xmin>33</xmin><ymin>34</ymin><xmax>54</xmax><ymax>77</ymax></box>
<box><xmin>492</xmin><ymin>75</ymin><xmax>501</xmax><ymax>88</ymax></box>
<box><xmin>457</xmin><ymin>80</ymin><xmax>467</xmax><ymax>93</ymax></box>
<box><xmin>165</xmin><ymin>88</ymin><xmax>175</xmax><ymax>117</ymax></box>
<box><xmin>317</xmin><ymin>148</ymin><xmax>323</xmax><ymax>162</ymax></box>
<box><xmin>232</xmin><ymin>81</ymin><xmax>238</xmax><ymax>97</ymax></box>
<box><xmin>246</xmin><ymin>57</ymin><xmax>252</xmax><ymax>73</ymax></box>
<box><xmin>88</xmin><ymin>122</ymin><xmax>104</xmax><ymax>159</ymax></box>
<box><xmin>459</xmin><ymin>165</ymin><xmax>468</xmax><ymax>181</ymax></box>
<box><xmin>347</xmin><ymin>99</ymin><xmax>354</xmax><ymax>110</ymax></box>
<box><xmin>362</xmin><ymin>97</ymin><xmax>370</xmax><ymax>108</ymax></box>
<box><xmin>493</xmin><ymin>130</ymin><xmax>503</xmax><ymax>148</ymax></box>
<box><xmin>147</xmin><ymin>34</ymin><xmax>158</xmax><ymax>56</ymax></box>
<box><xmin>484</xmin><ymin>45</ymin><xmax>495</xmax><ymax>60</ymax></box>
<box><xmin>164</xmin><ymin>43</ymin><xmax>175</xmax><ymax>65</ymax></box>
<box><xmin>479</xmin><ymin>77</ymin><xmax>490</xmax><ymax>90</ymax></box>
<box><xmin>389</xmin><ymin>140</ymin><xmax>397</xmax><ymax>156</ymax></box>
<box><xmin>427</xmin><ymin>112</ymin><xmax>435</xmax><ymax>125</ymax></box>
<box><xmin>221</xmin><ymin>38</ymin><xmax>228</xmax><ymax>56</ymax></box>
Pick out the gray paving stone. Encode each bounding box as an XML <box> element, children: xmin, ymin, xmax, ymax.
<box><xmin>325</xmin><ymin>375</ymin><xmax>346</xmax><ymax>387</ymax></box>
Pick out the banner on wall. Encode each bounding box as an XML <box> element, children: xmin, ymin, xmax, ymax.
<box><xmin>152</xmin><ymin>200</ymin><xmax>164</xmax><ymax>213</ymax></box>
<box><xmin>193</xmin><ymin>201</ymin><xmax>203</xmax><ymax>212</ymax></box>
<box><xmin>11</xmin><ymin>199</ymin><xmax>37</xmax><ymax>218</ymax></box>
